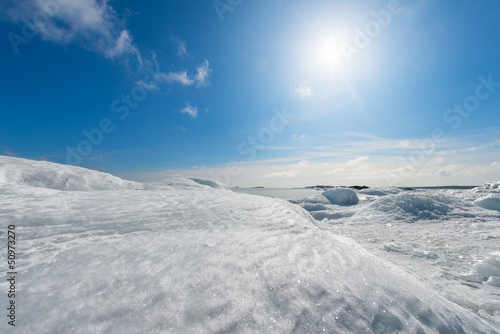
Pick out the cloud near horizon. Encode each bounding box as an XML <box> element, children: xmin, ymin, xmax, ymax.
<box><xmin>119</xmin><ymin>131</ymin><xmax>500</xmax><ymax>187</ymax></box>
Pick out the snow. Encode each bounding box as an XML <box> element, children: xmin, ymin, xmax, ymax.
<box><xmin>236</xmin><ymin>185</ymin><xmax>500</xmax><ymax>330</ymax></box>
<box><xmin>474</xmin><ymin>194</ymin><xmax>500</xmax><ymax>211</ymax></box>
<box><xmin>352</xmin><ymin>192</ymin><xmax>461</xmax><ymax>223</ymax></box>
<box><xmin>359</xmin><ymin>187</ymin><xmax>402</xmax><ymax>196</ymax></box>
<box><xmin>187</xmin><ymin>177</ymin><xmax>229</xmax><ymax>190</ymax></box>
<box><xmin>0</xmin><ymin>155</ymin><xmax>140</xmax><ymax>191</ymax></box>
<box><xmin>321</xmin><ymin>188</ymin><xmax>359</xmax><ymax>205</ymax></box>
<box><xmin>1</xmin><ymin>156</ymin><xmax>499</xmax><ymax>333</ymax></box>
<box><xmin>478</xmin><ymin>181</ymin><xmax>500</xmax><ymax>192</ymax></box>
<box><xmin>462</xmin><ymin>256</ymin><xmax>500</xmax><ymax>288</ymax></box>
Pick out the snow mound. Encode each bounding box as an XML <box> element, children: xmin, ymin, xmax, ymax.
<box><xmin>474</xmin><ymin>181</ymin><xmax>500</xmax><ymax>193</ymax></box>
<box><xmin>360</xmin><ymin>187</ymin><xmax>402</xmax><ymax>196</ymax></box>
<box><xmin>474</xmin><ymin>195</ymin><xmax>500</xmax><ymax>212</ymax></box>
<box><xmin>353</xmin><ymin>193</ymin><xmax>458</xmax><ymax>223</ymax></box>
<box><xmin>188</xmin><ymin>177</ymin><xmax>229</xmax><ymax>190</ymax></box>
<box><xmin>310</xmin><ymin>209</ymin><xmax>355</xmax><ymax>221</ymax></box>
<box><xmin>322</xmin><ymin>188</ymin><xmax>359</xmax><ymax>205</ymax></box>
<box><xmin>462</xmin><ymin>255</ymin><xmax>500</xmax><ymax>287</ymax></box>
<box><xmin>0</xmin><ymin>155</ymin><xmax>141</xmax><ymax>191</ymax></box>
<box><xmin>299</xmin><ymin>202</ymin><xmax>329</xmax><ymax>212</ymax></box>
<box><xmin>360</xmin><ymin>189</ymin><xmax>390</xmax><ymax>196</ymax></box>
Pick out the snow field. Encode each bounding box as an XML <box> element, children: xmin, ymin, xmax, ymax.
<box><xmin>0</xmin><ymin>156</ymin><xmax>498</xmax><ymax>333</ymax></box>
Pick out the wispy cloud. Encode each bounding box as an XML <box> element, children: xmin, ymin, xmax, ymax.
<box><xmin>293</xmin><ymin>82</ymin><xmax>312</xmax><ymax>99</ymax></box>
<box><xmin>179</xmin><ymin>102</ymin><xmax>198</xmax><ymax>118</ymax></box>
<box><xmin>262</xmin><ymin>170</ymin><xmax>299</xmax><ymax>178</ymax></box>
<box><xmin>170</xmin><ymin>36</ymin><xmax>189</xmax><ymax>58</ymax></box>
<box><xmin>177</xmin><ymin>40</ymin><xmax>188</xmax><ymax>57</ymax></box>
<box><xmin>2</xmin><ymin>149</ymin><xmax>18</xmax><ymax>157</ymax></box>
<box><xmin>195</xmin><ymin>60</ymin><xmax>212</xmax><ymax>87</ymax></box>
<box><xmin>162</xmin><ymin>71</ymin><xmax>194</xmax><ymax>85</ymax></box>
<box><xmin>161</xmin><ymin>60</ymin><xmax>212</xmax><ymax>87</ymax></box>
<box><xmin>172</xmin><ymin>125</ymin><xmax>187</xmax><ymax>133</ymax></box>
<box><xmin>346</xmin><ymin>156</ymin><xmax>369</xmax><ymax>165</ymax></box>
<box><xmin>2</xmin><ymin>0</ymin><xmax>142</xmax><ymax>63</ymax></box>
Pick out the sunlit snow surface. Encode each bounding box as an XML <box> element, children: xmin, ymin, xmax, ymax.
<box><xmin>236</xmin><ymin>184</ymin><xmax>500</xmax><ymax>331</ymax></box>
<box><xmin>1</xmin><ymin>156</ymin><xmax>499</xmax><ymax>333</ymax></box>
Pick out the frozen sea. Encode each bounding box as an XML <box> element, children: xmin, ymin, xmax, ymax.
<box><xmin>1</xmin><ymin>155</ymin><xmax>500</xmax><ymax>333</ymax></box>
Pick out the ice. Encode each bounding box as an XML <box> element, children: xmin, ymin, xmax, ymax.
<box><xmin>359</xmin><ymin>187</ymin><xmax>402</xmax><ymax>196</ymax></box>
<box><xmin>488</xmin><ymin>276</ymin><xmax>500</xmax><ymax>288</ymax></box>
<box><xmin>462</xmin><ymin>256</ymin><xmax>500</xmax><ymax>288</ymax></box>
<box><xmin>188</xmin><ymin>177</ymin><xmax>229</xmax><ymax>190</ymax></box>
<box><xmin>474</xmin><ymin>194</ymin><xmax>500</xmax><ymax>211</ymax></box>
<box><xmin>322</xmin><ymin>188</ymin><xmax>359</xmax><ymax>205</ymax></box>
<box><xmin>238</xmin><ymin>185</ymin><xmax>500</xmax><ymax>329</ymax></box>
<box><xmin>474</xmin><ymin>180</ymin><xmax>500</xmax><ymax>193</ymax></box>
<box><xmin>1</xmin><ymin>156</ymin><xmax>498</xmax><ymax>332</ymax></box>
<box><xmin>0</xmin><ymin>155</ymin><xmax>140</xmax><ymax>191</ymax></box>
<box><xmin>352</xmin><ymin>192</ymin><xmax>464</xmax><ymax>223</ymax></box>
<box><xmin>475</xmin><ymin>256</ymin><xmax>500</xmax><ymax>278</ymax></box>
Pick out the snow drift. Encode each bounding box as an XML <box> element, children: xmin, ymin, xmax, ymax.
<box><xmin>474</xmin><ymin>194</ymin><xmax>500</xmax><ymax>212</ymax></box>
<box><xmin>352</xmin><ymin>192</ymin><xmax>464</xmax><ymax>223</ymax></box>
<box><xmin>0</xmin><ymin>155</ymin><xmax>140</xmax><ymax>191</ymax></box>
<box><xmin>188</xmin><ymin>177</ymin><xmax>229</xmax><ymax>190</ymax></box>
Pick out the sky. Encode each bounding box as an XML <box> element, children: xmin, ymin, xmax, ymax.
<box><xmin>1</xmin><ymin>0</ymin><xmax>500</xmax><ymax>187</ymax></box>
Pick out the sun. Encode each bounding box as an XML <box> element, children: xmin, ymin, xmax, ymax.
<box><xmin>315</xmin><ymin>36</ymin><xmax>344</xmax><ymax>71</ymax></box>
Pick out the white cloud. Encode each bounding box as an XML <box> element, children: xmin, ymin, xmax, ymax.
<box><xmin>3</xmin><ymin>0</ymin><xmax>141</xmax><ymax>62</ymax></box>
<box><xmin>120</xmin><ymin>129</ymin><xmax>500</xmax><ymax>187</ymax></box>
<box><xmin>292</xmin><ymin>134</ymin><xmax>309</xmax><ymax>140</ymax></box>
<box><xmin>294</xmin><ymin>82</ymin><xmax>312</xmax><ymax>99</ymax></box>
<box><xmin>195</xmin><ymin>60</ymin><xmax>212</xmax><ymax>87</ymax></box>
<box><xmin>262</xmin><ymin>170</ymin><xmax>299</xmax><ymax>178</ymax></box>
<box><xmin>121</xmin><ymin>156</ymin><xmax>500</xmax><ymax>188</ymax></box>
<box><xmin>177</xmin><ymin>40</ymin><xmax>188</xmax><ymax>57</ymax></box>
<box><xmin>136</xmin><ymin>79</ymin><xmax>160</xmax><ymax>91</ymax></box>
<box><xmin>179</xmin><ymin>102</ymin><xmax>198</xmax><ymax>118</ymax></box>
<box><xmin>162</xmin><ymin>71</ymin><xmax>194</xmax><ymax>85</ymax></box>
<box><xmin>161</xmin><ymin>60</ymin><xmax>212</xmax><ymax>87</ymax></box>
<box><xmin>172</xmin><ymin>125</ymin><xmax>187</xmax><ymax>132</ymax></box>
<box><xmin>346</xmin><ymin>156</ymin><xmax>369</xmax><ymax>165</ymax></box>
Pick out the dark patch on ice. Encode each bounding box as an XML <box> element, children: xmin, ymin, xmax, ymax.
<box><xmin>372</xmin><ymin>310</ymin><xmax>404</xmax><ymax>333</ymax></box>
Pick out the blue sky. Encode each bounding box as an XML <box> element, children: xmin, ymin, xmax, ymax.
<box><xmin>1</xmin><ymin>0</ymin><xmax>500</xmax><ymax>187</ymax></box>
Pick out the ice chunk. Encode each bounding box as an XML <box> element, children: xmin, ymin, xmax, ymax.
<box><xmin>487</xmin><ymin>276</ymin><xmax>500</xmax><ymax>287</ymax></box>
<box><xmin>482</xmin><ymin>181</ymin><xmax>500</xmax><ymax>191</ymax></box>
<box><xmin>475</xmin><ymin>256</ymin><xmax>500</xmax><ymax>278</ymax></box>
<box><xmin>473</xmin><ymin>180</ymin><xmax>500</xmax><ymax>193</ymax></box>
<box><xmin>188</xmin><ymin>177</ymin><xmax>229</xmax><ymax>190</ymax></box>
<box><xmin>322</xmin><ymin>188</ymin><xmax>359</xmax><ymax>205</ymax></box>
<box><xmin>467</xmin><ymin>255</ymin><xmax>500</xmax><ymax>286</ymax></box>
<box><xmin>474</xmin><ymin>195</ymin><xmax>500</xmax><ymax>211</ymax></box>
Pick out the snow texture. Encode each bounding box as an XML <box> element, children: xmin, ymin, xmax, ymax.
<box><xmin>1</xmin><ymin>156</ymin><xmax>499</xmax><ymax>333</ymax></box>
<box><xmin>236</xmin><ymin>184</ymin><xmax>500</xmax><ymax>330</ymax></box>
